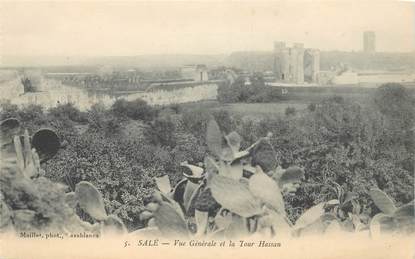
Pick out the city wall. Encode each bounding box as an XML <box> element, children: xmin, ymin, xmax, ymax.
<box><xmin>1</xmin><ymin>79</ymin><xmax>219</xmax><ymax>111</ymax></box>
<box><xmin>124</xmin><ymin>83</ymin><xmax>218</xmax><ymax>105</ymax></box>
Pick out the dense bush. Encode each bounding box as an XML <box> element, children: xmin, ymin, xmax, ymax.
<box><xmin>111</xmin><ymin>98</ymin><xmax>157</xmax><ymax>121</ymax></box>
<box><xmin>233</xmin><ymin>95</ymin><xmax>414</xmax><ymax>222</ymax></box>
<box><xmin>39</xmin><ymin>108</ymin><xmax>206</xmax><ymax>230</ymax></box>
<box><xmin>42</xmin><ymin>131</ymin><xmax>161</xmax><ymax>230</ymax></box>
<box><xmin>87</xmin><ymin>103</ymin><xmax>123</xmax><ymax>135</ymax></box>
<box><xmin>137</xmin><ymin>119</ymin><xmax>414</xmax><ymax>238</ymax></box>
<box><xmin>0</xmin><ymin>132</ymin><xmax>126</xmax><ymax>235</ymax></box>
<box><xmin>48</xmin><ymin>103</ymin><xmax>88</xmax><ymax>124</ymax></box>
<box><xmin>147</xmin><ymin>117</ymin><xmax>177</xmax><ymax>147</ymax></box>
<box><xmin>372</xmin><ymin>83</ymin><xmax>415</xmax><ymax>154</ymax></box>
<box><xmin>307</xmin><ymin>103</ymin><xmax>317</xmax><ymax>112</ymax></box>
<box><xmin>285</xmin><ymin>106</ymin><xmax>297</xmax><ymax>117</ymax></box>
<box><xmin>217</xmin><ymin>73</ymin><xmax>285</xmax><ymax>103</ymax></box>
<box><xmin>373</xmin><ymin>83</ymin><xmax>414</xmax><ymax>126</ymax></box>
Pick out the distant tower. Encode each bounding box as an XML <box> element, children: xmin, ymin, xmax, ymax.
<box><xmin>286</xmin><ymin>43</ymin><xmax>305</xmax><ymax>84</ymax></box>
<box><xmin>274</xmin><ymin>41</ymin><xmax>316</xmax><ymax>84</ymax></box>
<box><xmin>274</xmin><ymin>41</ymin><xmax>289</xmax><ymax>81</ymax></box>
<box><xmin>363</xmin><ymin>31</ymin><xmax>376</xmax><ymax>53</ymax></box>
<box><xmin>304</xmin><ymin>49</ymin><xmax>320</xmax><ymax>83</ymax></box>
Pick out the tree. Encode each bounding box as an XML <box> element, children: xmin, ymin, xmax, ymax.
<box><xmin>373</xmin><ymin>83</ymin><xmax>415</xmax><ymax>130</ymax></box>
<box><xmin>372</xmin><ymin>83</ymin><xmax>415</xmax><ymax>153</ymax></box>
<box><xmin>147</xmin><ymin>117</ymin><xmax>177</xmax><ymax>147</ymax></box>
<box><xmin>111</xmin><ymin>98</ymin><xmax>157</xmax><ymax>121</ymax></box>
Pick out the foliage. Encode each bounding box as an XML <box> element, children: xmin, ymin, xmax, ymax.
<box><xmin>111</xmin><ymin>98</ymin><xmax>157</xmax><ymax>121</ymax></box>
<box><xmin>48</xmin><ymin>103</ymin><xmax>88</xmax><ymax>124</ymax></box>
<box><xmin>371</xmin><ymin>83</ymin><xmax>415</xmax><ymax>154</ymax></box>
<box><xmin>180</xmin><ymin>107</ymin><xmax>236</xmax><ymax>139</ymax></box>
<box><xmin>373</xmin><ymin>83</ymin><xmax>415</xmax><ymax>129</ymax></box>
<box><xmin>217</xmin><ymin>74</ymin><xmax>285</xmax><ymax>103</ymax></box>
<box><xmin>285</xmin><ymin>106</ymin><xmax>297</xmax><ymax>117</ymax></box>
<box><xmin>87</xmin><ymin>103</ymin><xmax>123</xmax><ymax>135</ymax></box>
<box><xmin>1</xmin><ymin>102</ymin><xmax>48</xmax><ymax>131</ymax></box>
<box><xmin>0</xmin><ymin>130</ymin><xmax>125</xmax><ymax>235</ymax></box>
<box><xmin>0</xmin><ymin>101</ymin><xmax>20</xmax><ymax>120</ymax></box>
<box><xmin>136</xmin><ymin>118</ymin><xmax>414</xmax><ymax>238</ymax></box>
<box><xmin>146</xmin><ymin>117</ymin><xmax>177</xmax><ymax>147</ymax></box>
<box><xmin>368</xmin><ymin>188</ymin><xmax>415</xmax><ymax>235</ymax></box>
<box><xmin>1</xmin><ymin>83</ymin><xmax>413</xmax><ymax>237</ymax></box>
<box><xmin>307</xmin><ymin>103</ymin><xmax>317</xmax><ymax>112</ymax></box>
<box><xmin>238</xmin><ymin>94</ymin><xmax>414</xmax><ymax>223</ymax></box>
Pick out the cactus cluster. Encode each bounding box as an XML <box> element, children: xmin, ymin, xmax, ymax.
<box><xmin>136</xmin><ymin>119</ymin><xmax>415</xmax><ymax>239</ymax></box>
<box><xmin>0</xmin><ymin>129</ymin><xmax>126</xmax><ymax>236</ymax></box>
<box><xmin>1</xmin><ymin>119</ymin><xmax>413</xmax><ymax>239</ymax></box>
<box><xmin>136</xmin><ymin>119</ymin><xmax>301</xmax><ymax>238</ymax></box>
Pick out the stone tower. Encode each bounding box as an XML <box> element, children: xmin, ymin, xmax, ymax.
<box><xmin>363</xmin><ymin>31</ymin><xmax>376</xmax><ymax>53</ymax></box>
<box><xmin>304</xmin><ymin>49</ymin><xmax>320</xmax><ymax>83</ymax></box>
<box><xmin>273</xmin><ymin>41</ymin><xmax>289</xmax><ymax>81</ymax></box>
<box><xmin>274</xmin><ymin>41</ymin><xmax>319</xmax><ymax>84</ymax></box>
<box><xmin>292</xmin><ymin>43</ymin><xmax>305</xmax><ymax>84</ymax></box>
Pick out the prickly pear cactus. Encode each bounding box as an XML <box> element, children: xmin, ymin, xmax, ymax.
<box><xmin>0</xmin><ymin>164</ymin><xmax>78</xmax><ymax>232</ymax></box>
<box><xmin>0</xmin><ymin>128</ymin><xmax>126</xmax><ymax>236</ymax></box>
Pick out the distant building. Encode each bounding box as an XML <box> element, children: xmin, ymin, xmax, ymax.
<box><xmin>330</xmin><ymin>70</ymin><xmax>415</xmax><ymax>87</ymax></box>
<box><xmin>363</xmin><ymin>31</ymin><xmax>376</xmax><ymax>53</ymax></box>
<box><xmin>273</xmin><ymin>41</ymin><xmax>320</xmax><ymax>84</ymax></box>
<box><xmin>181</xmin><ymin>64</ymin><xmax>209</xmax><ymax>82</ymax></box>
<box><xmin>304</xmin><ymin>49</ymin><xmax>320</xmax><ymax>83</ymax></box>
<box><xmin>332</xmin><ymin>71</ymin><xmax>359</xmax><ymax>85</ymax></box>
<box><xmin>317</xmin><ymin>70</ymin><xmax>336</xmax><ymax>85</ymax></box>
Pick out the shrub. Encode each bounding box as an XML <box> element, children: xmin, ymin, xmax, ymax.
<box><xmin>0</xmin><ymin>103</ymin><xmax>50</xmax><ymax>133</ymax></box>
<box><xmin>373</xmin><ymin>83</ymin><xmax>414</xmax><ymax>122</ymax></box>
<box><xmin>217</xmin><ymin>73</ymin><xmax>286</xmax><ymax>104</ymax></box>
<box><xmin>111</xmin><ymin>98</ymin><xmax>157</xmax><ymax>121</ymax></box>
<box><xmin>87</xmin><ymin>103</ymin><xmax>122</xmax><ymax>135</ymax></box>
<box><xmin>48</xmin><ymin>103</ymin><xmax>88</xmax><ymax>124</ymax></box>
<box><xmin>136</xmin><ymin>119</ymin><xmax>414</xmax><ymax>238</ymax></box>
<box><xmin>307</xmin><ymin>103</ymin><xmax>317</xmax><ymax>112</ymax></box>
<box><xmin>211</xmin><ymin>109</ymin><xmax>235</xmax><ymax>134</ymax></box>
<box><xmin>181</xmin><ymin>108</ymin><xmax>212</xmax><ymax>138</ymax></box>
<box><xmin>372</xmin><ymin>83</ymin><xmax>415</xmax><ymax>153</ymax></box>
<box><xmin>285</xmin><ymin>107</ymin><xmax>297</xmax><ymax>117</ymax></box>
<box><xmin>147</xmin><ymin>116</ymin><xmax>177</xmax><ymax>147</ymax></box>
<box><xmin>0</xmin><ymin>131</ymin><xmax>126</xmax><ymax>235</ymax></box>
<box><xmin>217</xmin><ymin>80</ymin><xmax>242</xmax><ymax>103</ymax></box>
<box><xmin>0</xmin><ymin>101</ymin><xmax>20</xmax><ymax>120</ymax></box>
<box><xmin>42</xmin><ymin>130</ymin><xmax>160</xmax><ymax>229</ymax></box>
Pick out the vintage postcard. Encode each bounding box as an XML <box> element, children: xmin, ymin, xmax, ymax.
<box><xmin>0</xmin><ymin>1</ymin><xmax>414</xmax><ymax>258</ymax></box>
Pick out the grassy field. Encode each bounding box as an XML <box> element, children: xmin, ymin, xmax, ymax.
<box><xmin>180</xmin><ymin>89</ymin><xmax>373</xmax><ymax>118</ymax></box>
<box><xmin>180</xmin><ymin>100</ymin><xmax>311</xmax><ymax>119</ymax></box>
<box><xmin>213</xmin><ymin>102</ymin><xmax>308</xmax><ymax>118</ymax></box>
<box><xmin>179</xmin><ymin>84</ymin><xmax>415</xmax><ymax>119</ymax></box>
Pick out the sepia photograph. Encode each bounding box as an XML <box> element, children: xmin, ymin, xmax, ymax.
<box><xmin>0</xmin><ymin>1</ymin><xmax>414</xmax><ymax>258</ymax></box>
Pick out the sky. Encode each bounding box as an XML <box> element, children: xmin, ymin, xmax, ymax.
<box><xmin>1</xmin><ymin>0</ymin><xmax>414</xmax><ymax>57</ymax></box>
